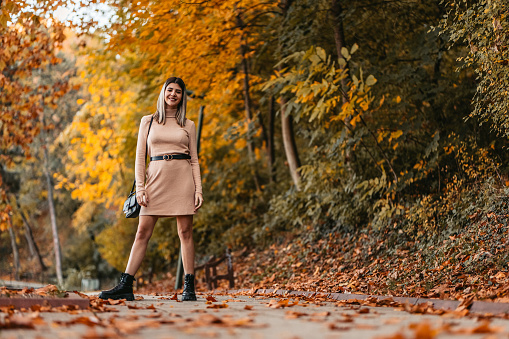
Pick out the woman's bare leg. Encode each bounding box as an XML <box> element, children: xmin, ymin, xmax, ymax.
<box><xmin>176</xmin><ymin>215</ymin><xmax>194</xmax><ymax>274</ymax></box>
<box><xmin>125</xmin><ymin>215</ymin><xmax>158</xmax><ymax>275</ymax></box>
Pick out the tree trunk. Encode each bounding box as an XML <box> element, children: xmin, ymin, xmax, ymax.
<box><xmin>330</xmin><ymin>0</ymin><xmax>358</xmax><ymax>167</ymax></box>
<box><xmin>267</xmin><ymin>96</ymin><xmax>276</xmax><ymax>183</ymax></box>
<box><xmin>19</xmin><ymin>207</ymin><xmax>47</xmax><ymax>271</ymax></box>
<box><xmin>8</xmin><ymin>220</ymin><xmax>20</xmax><ymax>281</ymax></box>
<box><xmin>43</xmin><ymin>146</ymin><xmax>63</xmax><ymax>286</ymax></box>
<box><xmin>236</xmin><ymin>3</ymin><xmax>261</xmax><ymax>192</ymax></box>
<box><xmin>330</xmin><ymin>0</ymin><xmax>349</xmax><ymax>104</ymax></box>
<box><xmin>23</xmin><ymin>222</ymin><xmax>36</xmax><ymax>257</ymax></box>
<box><xmin>280</xmin><ymin>97</ymin><xmax>301</xmax><ymax>189</ymax></box>
<box><xmin>278</xmin><ymin>0</ymin><xmax>302</xmax><ymax>190</ymax></box>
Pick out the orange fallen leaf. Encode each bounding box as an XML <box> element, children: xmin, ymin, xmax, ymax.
<box><xmin>384</xmin><ymin>318</ymin><xmax>402</xmax><ymax>325</ymax></box>
<box><xmin>1</xmin><ymin>315</ymin><xmax>36</xmax><ymax>329</ymax></box>
<box><xmin>206</xmin><ymin>295</ymin><xmax>218</xmax><ymax>302</ymax></box>
<box><xmin>267</xmin><ymin>299</ymin><xmax>298</xmax><ymax>309</ymax></box>
<box><xmin>206</xmin><ymin>303</ymin><xmax>229</xmax><ymax>309</ymax></box>
<box><xmin>408</xmin><ymin>320</ymin><xmax>440</xmax><ymax>339</ymax></box>
<box><xmin>111</xmin><ymin>319</ymin><xmax>160</xmax><ymax>334</ymax></box>
<box><xmin>311</xmin><ymin>311</ymin><xmax>330</xmax><ymax>317</ymax></box>
<box><xmin>81</xmin><ymin>328</ymin><xmax>119</xmax><ymax>339</ymax></box>
<box><xmin>107</xmin><ymin>299</ymin><xmax>125</xmax><ymax>305</ymax></box>
<box><xmin>35</xmin><ymin>284</ymin><xmax>59</xmax><ymax>296</ymax></box>
<box><xmin>285</xmin><ymin>310</ymin><xmax>308</xmax><ymax>319</ymax></box>
<box><xmin>452</xmin><ymin>320</ymin><xmax>504</xmax><ymax>334</ymax></box>
<box><xmin>377</xmin><ymin>333</ymin><xmax>406</xmax><ymax>339</ymax></box>
<box><xmin>356</xmin><ymin>323</ymin><xmax>377</xmax><ymax>330</ymax></box>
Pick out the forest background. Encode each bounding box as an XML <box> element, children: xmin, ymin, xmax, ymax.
<box><xmin>1</xmin><ymin>0</ymin><xmax>509</xmax><ymax>299</ymax></box>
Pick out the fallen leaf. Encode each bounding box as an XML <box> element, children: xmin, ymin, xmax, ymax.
<box><xmin>285</xmin><ymin>310</ymin><xmax>308</xmax><ymax>319</ymax></box>
<box><xmin>35</xmin><ymin>284</ymin><xmax>59</xmax><ymax>296</ymax></box>
<box><xmin>384</xmin><ymin>318</ymin><xmax>402</xmax><ymax>325</ymax></box>
<box><xmin>409</xmin><ymin>321</ymin><xmax>436</xmax><ymax>339</ymax></box>
<box><xmin>1</xmin><ymin>315</ymin><xmax>36</xmax><ymax>329</ymax></box>
<box><xmin>328</xmin><ymin>323</ymin><xmax>351</xmax><ymax>331</ymax></box>
<box><xmin>107</xmin><ymin>299</ymin><xmax>125</xmax><ymax>305</ymax></box>
<box><xmin>267</xmin><ymin>299</ymin><xmax>298</xmax><ymax>309</ymax></box>
<box><xmin>356</xmin><ymin>323</ymin><xmax>377</xmax><ymax>330</ymax></box>
<box><xmin>206</xmin><ymin>303</ymin><xmax>229</xmax><ymax>309</ymax></box>
<box><xmin>206</xmin><ymin>296</ymin><xmax>218</xmax><ymax>302</ymax></box>
<box><xmin>311</xmin><ymin>311</ymin><xmax>330</xmax><ymax>317</ymax></box>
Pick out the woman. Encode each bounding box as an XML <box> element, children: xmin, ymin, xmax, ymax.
<box><xmin>99</xmin><ymin>77</ymin><xmax>203</xmax><ymax>302</ymax></box>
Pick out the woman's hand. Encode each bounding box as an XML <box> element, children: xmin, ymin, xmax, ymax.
<box><xmin>136</xmin><ymin>191</ymin><xmax>148</xmax><ymax>207</ymax></box>
<box><xmin>194</xmin><ymin>192</ymin><xmax>203</xmax><ymax>211</ymax></box>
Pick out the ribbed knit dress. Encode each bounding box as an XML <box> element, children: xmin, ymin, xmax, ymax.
<box><xmin>135</xmin><ymin>109</ymin><xmax>202</xmax><ymax>216</ymax></box>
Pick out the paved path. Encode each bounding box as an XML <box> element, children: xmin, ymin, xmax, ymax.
<box><xmin>2</xmin><ymin>292</ymin><xmax>509</xmax><ymax>338</ymax></box>
<box><xmin>0</xmin><ymin>280</ymin><xmax>45</xmax><ymax>289</ymax></box>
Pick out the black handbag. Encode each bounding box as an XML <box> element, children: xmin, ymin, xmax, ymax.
<box><xmin>123</xmin><ymin>116</ymin><xmax>154</xmax><ymax>218</ymax></box>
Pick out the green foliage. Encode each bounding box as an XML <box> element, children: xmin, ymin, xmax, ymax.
<box><xmin>438</xmin><ymin>0</ymin><xmax>509</xmax><ymax>136</ymax></box>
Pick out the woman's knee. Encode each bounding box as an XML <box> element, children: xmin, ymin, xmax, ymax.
<box><xmin>135</xmin><ymin>216</ymin><xmax>156</xmax><ymax>242</ymax></box>
<box><xmin>178</xmin><ymin>227</ymin><xmax>193</xmax><ymax>241</ymax></box>
<box><xmin>177</xmin><ymin>216</ymin><xmax>193</xmax><ymax>241</ymax></box>
<box><xmin>135</xmin><ymin>223</ymin><xmax>154</xmax><ymax>242</ymax></box>
<box><xmin>135</xmin><ymin>227</ymin><xmax>152</xmax><ymax>242</ymax></box>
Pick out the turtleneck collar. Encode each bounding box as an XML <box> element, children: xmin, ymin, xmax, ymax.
<box><xmin>165</xmin><ymin>107</ymin><xmax>177</xmax><ymax>118</ymax></box>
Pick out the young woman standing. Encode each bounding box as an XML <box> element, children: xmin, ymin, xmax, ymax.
<box><xmin>99</xmin><ymin>77</ymin><xmax>203</xmax><ymax>301</ymax></box>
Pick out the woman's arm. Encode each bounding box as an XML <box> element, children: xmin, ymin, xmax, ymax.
<box><xmin>188</xmin><ymin>120</ymin><xmax>203</xmax><ymax>195</ymax></box>
<box><xmin>135</xmin><ymin>116</ymin><xmax>150</xmax><ymax>200</ymax></box>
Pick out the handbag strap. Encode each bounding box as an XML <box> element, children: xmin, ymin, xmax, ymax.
<box><xmin>131</xmin><ymin>116</ymin><xmax>154</xmax><ymax>194</ymax></box>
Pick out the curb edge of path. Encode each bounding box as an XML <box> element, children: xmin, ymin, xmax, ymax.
<box><xmin>214</xmin><ymin>288</ymin><xmax>509</xmax><ymax>315</ymax></box>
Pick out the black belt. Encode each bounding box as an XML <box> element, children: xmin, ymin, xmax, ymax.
<box><xmin>150</xmin><ymin>154</ymin><xmax>191</xmax><ymax>161</ymax></box>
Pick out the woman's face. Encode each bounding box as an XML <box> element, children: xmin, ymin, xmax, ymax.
<box><xmin>164</xmin><ymin>82</ymin><xmax>183</xmax><ymax>108</ymax></box>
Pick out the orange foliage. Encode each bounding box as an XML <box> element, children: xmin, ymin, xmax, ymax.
<box><xmin>0</xmin><ymin>1</ymin><xmax>72</xmax><ymax>230</ymax></box>
<box><xmin>104</xmin><ymin>0</ymin><xmax>277</xmax><ymax>182</ymax></box>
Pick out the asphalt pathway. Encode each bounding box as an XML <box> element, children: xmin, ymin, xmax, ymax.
<box><xmin>2</xmin><ymin>292</ymin><xmax>509</xmax><ymax>338</ymax></box>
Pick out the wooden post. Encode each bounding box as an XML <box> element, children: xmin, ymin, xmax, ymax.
<box><xmin>226</xmin><ymin>250</ymin><xmax>234</xmax><ymax>288</ymax></box>
<box><xmin>175</xmin><ymin>105</ymin><xmax>205</xmax><ymax>290</ymax></box>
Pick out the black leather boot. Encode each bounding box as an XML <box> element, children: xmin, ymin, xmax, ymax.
<box><xmin>182</xmin><ymin>273</ymin><xmax>197</xmax><ymax>301</ymax></box>
<box><xmin>98</xmin><ymin>273</ymin><xmax>135</xmax><ymax>301</ymax></box>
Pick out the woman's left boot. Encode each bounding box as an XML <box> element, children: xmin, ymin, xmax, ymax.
<box><xmin>182</xmin><ymin>273</ymin><xmax>197</xmax><ymax>301</ymax></box>
<box><xmin>98</xmin><ymin>273</ymin><xmax>135</xmax><ymax>301</ymax></box>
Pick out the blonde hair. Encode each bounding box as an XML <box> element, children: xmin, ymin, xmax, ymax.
<box><xmin>154</xmin><ymin>77</ymin><xmax>187</xmax><ymax>127</ymax></box>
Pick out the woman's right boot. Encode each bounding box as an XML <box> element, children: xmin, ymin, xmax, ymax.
<box><xmin>98</xmin><ymin>273</ymin><xmax>135</xmax><ymax>301</ymax></box>
<box><xmin>182</xmin><ymin>273</ymin><xmax>197</xmax><ymax>301</ymax></box>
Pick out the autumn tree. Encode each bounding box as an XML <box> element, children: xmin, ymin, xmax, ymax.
<box><xmin>49</xmin><ymin>0</ymin><xmax>509</xmax><ymax>286</ymax></box>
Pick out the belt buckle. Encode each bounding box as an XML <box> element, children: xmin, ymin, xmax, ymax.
<box><xmin>163</xmin><ymin>154</ymin><xmax>173</xmax><ymax>161</ymax></box>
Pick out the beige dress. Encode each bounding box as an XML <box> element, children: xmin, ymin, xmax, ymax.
<box><xmin>135</xmin><ymin>111</ymin><xmax>202</xmax><ymax>216</ymax></box>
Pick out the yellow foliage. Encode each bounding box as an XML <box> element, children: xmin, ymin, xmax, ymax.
<box><xmin>389</xmin><ymin>130</ymin><xmax>403</xmax><ymax>143</ymax></box>
<box><xmin>59</xmin><ymin>69</ymin><xmax>138</xmax><ymax>209</ymax></box>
